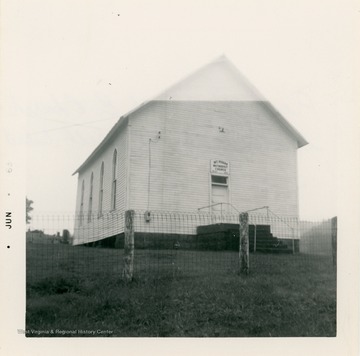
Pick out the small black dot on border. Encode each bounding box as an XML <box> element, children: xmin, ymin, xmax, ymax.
<box><xmin>7</xmin><ymin>246</ymin><xmax>10</xmax><ymax>249</ymax></box>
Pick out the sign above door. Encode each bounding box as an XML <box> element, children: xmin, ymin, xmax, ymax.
<box><xmin>210</xmin><ymin>160</ymin><xmax>230</xmax><ymax>176</ymax></box>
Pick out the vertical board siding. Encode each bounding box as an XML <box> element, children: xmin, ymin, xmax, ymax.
<box><xmin>73</xmin><ymin>126</ymin><xmax>128</xmax><ymax>245</ymax></box>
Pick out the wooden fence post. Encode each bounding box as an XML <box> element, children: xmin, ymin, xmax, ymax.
<box><xmin>239</xmin><ymin>212</ymin><xmax>249</xmax><ymax>275</ymax></box>
<box><xmin>123</xmin><ymin>210</ymin><xmax>135</xmax><ymax>281</ymax></box>
<box><xmin>331</xmin><ymin>216</ymin><xmax>337</xmax><ymax>269</ymax></box>
<box><xmin>254</xmin><ymin>224</ymin><xmax>257</xmax><ymax>253</ymax></box>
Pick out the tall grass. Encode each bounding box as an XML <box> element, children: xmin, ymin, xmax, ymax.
<box><xmin>26</xmin><ymin>243</ymin><xmax>336</xmax><ymax>337</ymax></box>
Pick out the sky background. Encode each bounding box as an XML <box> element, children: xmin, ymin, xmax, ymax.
<box><xmin>1</xmin><ymin>0</ymin><xmax>359</xmax><ymax>225</ymax></box>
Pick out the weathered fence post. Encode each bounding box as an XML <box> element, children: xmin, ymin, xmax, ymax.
<box><xmin>292</xmin><ymin>228</ymin><xmax>295</xmax><ymax>254</ymax></box>
<box><xmin>331</xmin><ymin>216</ymin><xmax>337</xmax><ymax>269</ymax></box>
<box><xmin>123</xmin><ymin>210</ymin><xmax>135</xmax><ymax>281</ymax></box>
<box><xmin>239</xmin><ymin>212</ymin><xmax>249</xmax><ymax>275</ymax></box>
<box><xmin>254</xmin><ymin>224</ymin><xmax>257</xmax><ymax>253</ymax></box>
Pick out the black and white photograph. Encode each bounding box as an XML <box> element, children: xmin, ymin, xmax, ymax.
<box><xmin>1</xmin><ymin>0</ymin><xmax>359</xmax><ymax>355</ymax></box>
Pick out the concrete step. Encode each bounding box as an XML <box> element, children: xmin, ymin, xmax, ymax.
<box><xmin>254</xmin><ymin>247</ymin><xmax>293</xmax><ymax>254</ymax></box>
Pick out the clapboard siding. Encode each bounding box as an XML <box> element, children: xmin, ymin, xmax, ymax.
<box><xmin>73</xmin><ymin>126</ymin><xmax>128</xmax><ymax>245</ymax></box>
<box><xmin>129</xmin><ymin>101</ymin><xmax>298</xmax><ymax>217</ymax></box>
<box><xmin>72</xmin><ymin>55</ymin><xmax>307</xmax><ymax>244</ymax></box>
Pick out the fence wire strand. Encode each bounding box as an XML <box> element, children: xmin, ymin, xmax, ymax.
<box><xmin>26</xmin><ymin>211</ymin><xmax>336</xmax><ymax>284</ymax></box>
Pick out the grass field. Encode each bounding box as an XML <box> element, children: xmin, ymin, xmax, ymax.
<box><xmin>26</xmin><ymin>243</ymin><xmax>336</xmax><ymax>337</ymax></box>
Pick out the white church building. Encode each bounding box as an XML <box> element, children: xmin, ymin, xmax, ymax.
<box><xmin>72</xmin><ymin>55</ymin><xmax>307</xmax><ymax>246</ymax></box>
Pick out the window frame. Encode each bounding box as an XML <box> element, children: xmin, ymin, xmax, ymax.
<box><xmin>98</xmin><ymin>162</ymin><xmax>104</xmax><ymax>217</ymax></box>
<box><xmin>79</xmin><ymin>179</ymin><xmax>85</xmax><ymax>226</ymax></box>
<box><xmin>88</xmin><ymin>172</ymin><xmax>94</xmax><ymax>222</ymax></box>
<box><xmin>211</xmin><ymin>174</ymin><xmax>228</xmax><ymax>186</ymax></box>
<box><xmin>111</xmin><ymin>149</ymin><xmax>117</xmax><ymax>211</ymax></box>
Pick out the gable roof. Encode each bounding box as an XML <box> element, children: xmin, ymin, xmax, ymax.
<box><xmin>154</xmin><ymin>54</ymin><xmax>265</xmax><ymax>101</ymax></box>
<box><xmin>73</xmin><ymin>55</ymin><xmax>308</xmax><ymax>175</ymax></box>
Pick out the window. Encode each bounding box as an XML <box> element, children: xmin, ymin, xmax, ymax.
<box><xmin>79</xmin><ymin>180</ymin><xmax>85</xmax><ymax>226</ymax></box>
<box><xmin>88</xmin><ymin>172</ymin><xmax>93</xmax><ymax>222</ymax></box>
<box><xmin>98</xmin><ymin>162</ymin><xmax>104</xmax><ymax>217</ymax></box>
<box><xmin>211</xmin><ymin>175</ymin><xmax>228</xmax><ymax>185</ymax></box>
<box><xmin>111</xmin><ymin>149</ymin><xmax>117</xmax><ymax>210</ymax></box>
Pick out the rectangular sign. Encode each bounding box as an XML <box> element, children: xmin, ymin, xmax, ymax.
<box><xmin>210</xmin><ymin>160</ymin><xmax>230</xmax><ymax>175</ymax></box>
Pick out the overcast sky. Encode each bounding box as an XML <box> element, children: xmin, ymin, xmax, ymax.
<box><xmin>1</xmin><ymin>0</ymin><xmax>359</xmax><ymax>224</ymax></box>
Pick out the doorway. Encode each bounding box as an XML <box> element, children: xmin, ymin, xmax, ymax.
<box><xmin>211</xmin><ymin>175</ymin><xmax>229</xmax><ymax>213</ymax></box>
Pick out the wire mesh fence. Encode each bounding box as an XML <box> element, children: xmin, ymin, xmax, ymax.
<box><xmin>26</xmin><ymin>210</ymin><xmax>336</xmax><ymax>337</ymax></box>
<box><xmin>26</xmin><ymin>210</ymin><xmax>336</xmax><ymax>283</ymax></box>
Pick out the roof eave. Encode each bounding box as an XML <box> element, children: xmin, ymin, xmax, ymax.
<box><xmin>72</xmin><ymin>55</ymin><xmax>308</xmax><ymax>176</ymax></box>
<box><xmin>263</xmin><ymin>101</ymin><xmax>308</xmax><ymax>149</ymax></box>
<box><xmin>72</xmin><ymin>115</ymin><xmax>130</xmax><ymax>176</ymax></box>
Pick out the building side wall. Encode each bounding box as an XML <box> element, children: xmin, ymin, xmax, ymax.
<box><xmin>73</xmin><ymin>125</ymin><xmax>128</xmax><ymax>245</ymax></box>
<box><xmin>129</xmin><ymin>101</ymin><xmax>299</xmax><ymax>220</ymax></box>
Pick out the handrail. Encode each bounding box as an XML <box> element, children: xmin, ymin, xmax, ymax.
<box><xmin>197</xmin><ymin>202</ymin><xmax>240</xmax><ymax>213</ymax></box>
<box><xmin>197</xmin><ymin>204</ymin><xmax>296</xmax><ymax>233</ymax></box>
<box><xmin>265</xmin><ymin>207</ymin><xmax>296</xmax><ymax>232</ymax></box>
<box><xmin>242</xmin><ymin>206</ymin><xmax>269</xmax><ymax>213</ymax></box>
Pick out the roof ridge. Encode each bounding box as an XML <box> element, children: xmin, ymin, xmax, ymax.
<box><xmin>72</xmin><ymin>56</ymin><xmax>308</xmax><ymax>175</ymax></box>
<box><xmin>152</xmin><ymin>53</ymin><xmax>265</xmax><ymax>102</ymax></box>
